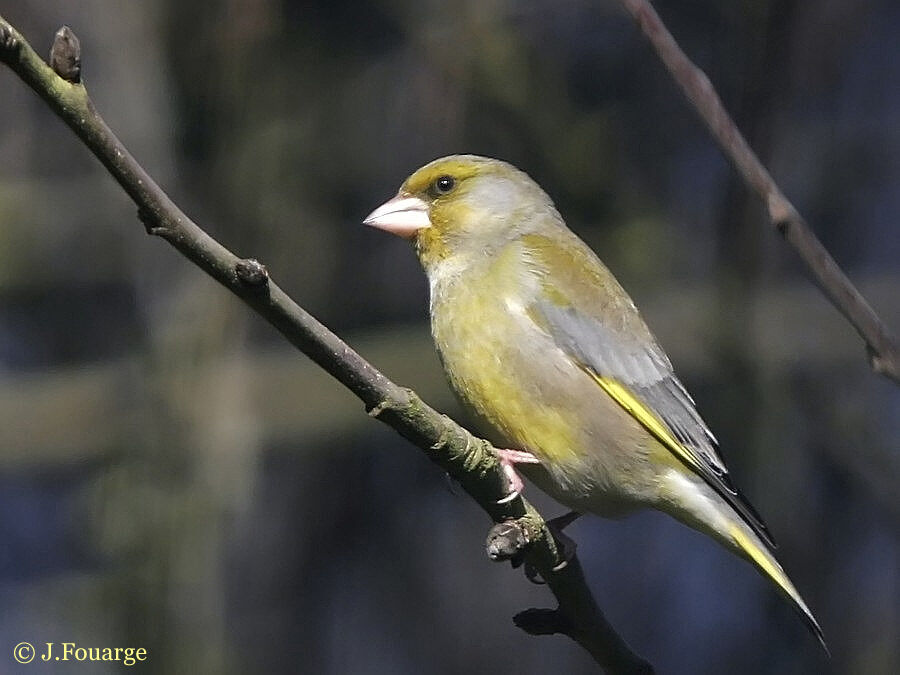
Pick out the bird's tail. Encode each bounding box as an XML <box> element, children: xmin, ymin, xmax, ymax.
<box><xmin>725</xmin><ymin>517</ymin><xmax>828</xmax><ymax>654</ymax></box>
<box><xmin>660</xmin><ymin>472</ymin><xmax>827</xmax><ymax>652</ymax></box>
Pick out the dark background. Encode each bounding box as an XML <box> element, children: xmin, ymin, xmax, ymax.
<box><xmin>0</xmin><ymin>1</ymin><xmax>897</xmax><ymax>673</ymax></box>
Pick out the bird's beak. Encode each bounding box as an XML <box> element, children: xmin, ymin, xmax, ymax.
<box><xmin>363</xmin><ymin>195</ymin><xmax>431</xmax><ymax>239</ymax></box>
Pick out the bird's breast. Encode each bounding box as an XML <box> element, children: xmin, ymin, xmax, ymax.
<box><xmin>425</xmin><ymin>244</ymin><xmax>657</xmax><ymax>510</ymax></box>
<box><xmin>427</xmin><ymin>248</ymin><xmax>583</xmax><ymax>468</ymax></box>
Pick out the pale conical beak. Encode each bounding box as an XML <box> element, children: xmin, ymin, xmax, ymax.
<box><xmin>363</xmin><ymin>195</ymin><xmax>431</xmax><ymax>239</ymax></box>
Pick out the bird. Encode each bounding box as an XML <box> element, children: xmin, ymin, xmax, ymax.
<box><xmin>364</xmin><ymin>154</ymin><xmax>826</xmax><ymax>649</ymax></box>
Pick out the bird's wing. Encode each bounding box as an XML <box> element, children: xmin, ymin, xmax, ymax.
<box><xmin>521</xmin><ymin>233</ymin><xmax>775</xmax><ymax>548</ymax></box>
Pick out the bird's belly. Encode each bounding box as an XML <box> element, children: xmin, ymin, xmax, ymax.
<box><xmin>431</xmin><ymin>296</ymin><xmax>656</xmax><ymax>513</ymax></box>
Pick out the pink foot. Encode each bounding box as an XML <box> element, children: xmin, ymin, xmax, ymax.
<box><xmin>493</xmin><ymin>448</ymin><xmax>541</xmax><ymax>504</ymax></box>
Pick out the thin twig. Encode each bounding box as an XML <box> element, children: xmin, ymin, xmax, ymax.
<box><xmin>0</xmin><ymin>16</ymin><xmax>653</xmax><ymax>673</ymax></box>
<box><xmin>620</xmin><ymin>0</ymin><xmax>900</xmax><ymax>384</ymax></box>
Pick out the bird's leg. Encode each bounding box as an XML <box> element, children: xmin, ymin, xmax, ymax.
<box><xmin>492</xmin><ymin>448</ymin><xmax>541</xmax><ymax>504</ymax></box>
<box><xmin>525</xmin><ymin>511</ymin><xmax>581</xmax><ymax>583</ymax></box>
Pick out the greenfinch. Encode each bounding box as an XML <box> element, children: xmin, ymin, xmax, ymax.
<box><xmin>364</xmin><ymin>154</ymin><xmax>825</xmax><ymax>648</ymax></box>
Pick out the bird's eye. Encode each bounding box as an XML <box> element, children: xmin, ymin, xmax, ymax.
<box><xmin>433</xmin><ymin>175</ymin><xmax>456</xmax><ymax>195</ymax></box>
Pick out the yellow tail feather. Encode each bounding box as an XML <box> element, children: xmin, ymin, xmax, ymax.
<box><xmin>728</xmin><ymin>522</ymin><xmax>828</xmax><ymax>653</ymax></box>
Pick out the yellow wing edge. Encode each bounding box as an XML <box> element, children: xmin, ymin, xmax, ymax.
<box><xmin>589</xmin><ymin>372</ymin><xmax>708</xmax><ymax>477</ymax></box>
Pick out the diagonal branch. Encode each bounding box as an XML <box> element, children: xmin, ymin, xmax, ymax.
<box><xmin>0</xmin><ymin>17</ymin><xmax>653</xmax><ymax>674</ymax></box>
<box><xmin>620</xmin><ymin>0</ymin><xmax>900</xmax><ymax>384</ymax></box>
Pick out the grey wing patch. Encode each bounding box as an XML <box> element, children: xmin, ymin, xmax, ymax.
<box><xmin>635</xmin><ymin>366</ymin><xmax>725</xmax><ymax>477</ymax></box>
<box><xmin>534</xmin><ymin>302</ymin><xmax>724</xmax><ymax>471</ymax></box>
<box><xmin>533</xmin><ymin>301</ymin><xmax>776</xmax><ymax>548</ymax></box>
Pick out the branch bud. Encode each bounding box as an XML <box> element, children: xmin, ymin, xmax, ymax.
<box><xmin>50</xmin><ymin>25</ymin><xmax>80</xmax><ymax>82</ymax></box>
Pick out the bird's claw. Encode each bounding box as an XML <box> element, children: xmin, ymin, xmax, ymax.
<box><xmin>497</xmin><ymin>462</ymin><xmax>524</xmax><ymax>504</ymax></box>
<box><xmin>493</xmin><ymin>448</ymin><xmax>540</xmax><ymax>504</ymax></box>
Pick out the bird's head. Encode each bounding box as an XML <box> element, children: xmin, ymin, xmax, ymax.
<box><xmin>364</xmin><ymin>155</ymin><xmax>558</xmax><ymax>270</ymax></box>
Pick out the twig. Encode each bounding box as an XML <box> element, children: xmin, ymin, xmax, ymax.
<box><xmin>0</xmin><ymin>16</ymin><xmax>653</xmax><ymax>673</ymax></box>
<box><xmin>620</xmin><ymin>0</ymin><xmax>900</xmax><ymax>384</ymax></box>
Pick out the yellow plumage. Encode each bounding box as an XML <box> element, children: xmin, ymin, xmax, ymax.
<box><xmin>364</xmin><ymin>154</ymin><xmax>826</xmax><ymax>650</ymax></box>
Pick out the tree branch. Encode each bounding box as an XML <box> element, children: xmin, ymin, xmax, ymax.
<box><xmin>0</xmin><ymin>17</ymin><xmax>653</xmax><ymax>673</ymax></box>
<box><xmin>620</xmin><ymin>0</ymin><xmax>900</xmax><ymax>384</ymax></box>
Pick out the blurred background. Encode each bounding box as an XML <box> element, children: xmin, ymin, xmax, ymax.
<box><xmin>0</xmin><ymin>1</ymin><xmax>897</xmax><ymax>673</ymax></box>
